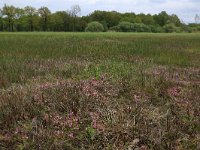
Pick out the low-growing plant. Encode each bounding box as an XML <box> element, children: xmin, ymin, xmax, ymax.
<box><xmin>85</xmin><ymin>21</ymin><xmax>104</xmax><ymax>32</ymax></box>
<box><xmin>118</xmin><ymin>21</ymin><xmax>135</xmax><ymax>32</ymax></box>
<box><xmin>0</xmin><ymin>33</ymin><xmax>200</xmax><ymax>149</ymax></box>
<box><xmin>163</xmin><ymin>23</ymin><xmax>178</xmax><ymax>33</ymax></box>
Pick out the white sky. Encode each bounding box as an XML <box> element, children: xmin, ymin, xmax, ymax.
<box><xmin>1</xmin><ymin>0</ymin><xmax>200</xmax><ymax>23</ymax></box>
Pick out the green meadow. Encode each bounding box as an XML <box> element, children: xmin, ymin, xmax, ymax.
<box><xmin>0</xmin><ymin>33</ymin><xmax>200</xmax><ymax>149</ymax></box>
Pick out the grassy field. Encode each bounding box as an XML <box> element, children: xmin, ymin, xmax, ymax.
<box><xmin>0</xmin><ymin>32</ymin><xmax>200</xmax><ymax>149</ymax></box>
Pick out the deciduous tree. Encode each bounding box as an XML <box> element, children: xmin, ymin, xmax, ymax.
<box><xmin>0</xmin><ymin>8</ymin><xmax>3</xmax><ymax>31</ymax></box>
<box><xmin>38</xmin><ymin>7</ymin><xmax>51</xmax><ymax>31</ymax></box>
<box><xmin>24</xmin><ymin>6</ymin><xmax>38</xmax><ymax>31</ymax></box>
<box><xmin>2</xmin><ymin>4</ymin><xmax>16</xmax><ymax>31</ymax></box>
<box><xmin>154</xmin><ymin>11</ymin><xmax>169</xmax><ymax>26</ymax></box>
<box><xmin>70</xmin><ymin>5</ymin><xmax>81</xmax><ymax>31</ymax></box>
<box><xmin>50</xmin><ymin>11</ymin><xmax>70</xmax><ymax>31</ymax></box>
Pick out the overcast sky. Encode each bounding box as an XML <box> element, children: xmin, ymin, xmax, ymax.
<box><xmin>0</xmin><ymin>0</ymin><xmax>200</xmax><ymax>23</ymax></box>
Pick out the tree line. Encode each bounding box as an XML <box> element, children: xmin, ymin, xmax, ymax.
<box><xmin>0</xmin><ymin>4</ymin><xmax>199</xmax><ymax>33</ymax></box>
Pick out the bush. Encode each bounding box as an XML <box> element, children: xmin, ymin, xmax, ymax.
<box><xmin>133</xmin><ymin>23</ymin><xmax>151</xmax><ymax>32</ymax></box>
<box><xmin>109</xmin><ymin>25</ymin><xmax>120</xmax><ymax>32</ymax></box>
<box><xmin>163</xmin><ymin>23</ymin><xmax>178</xmax><ymax>33</ymax></box>
<box><xmin>115</xmin><ymin>22</ymin><xmax>151</xmax><ymax>32</ymax></box>
<box><xmin>196</xmin><ymin>26</ymin><xmax>200</xmax><ymax>31</ymax></box>
<box><xmin>85</xmin><ymin>21</ymin><xmax>104</xmax><ymax>32</ymax></box>
<box><xmin>180</xmin><ymin>24</ymin><xmax>192</xmax><ymax>33</ymax></box>
<box><xmin>150</xmin><ymin>25</ymin><xmax>164</xmax><ymax>33</ymax></box>
<box><xmin>100</xmin><ymin>21</ymin><xmax>108</xmax><ymax>32</ymax></box>
<box><xmin>118</xmin><ymin>21</ymin><xmax>134</xmax><ymax>32</ymax></box>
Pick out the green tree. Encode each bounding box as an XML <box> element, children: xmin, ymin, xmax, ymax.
<box><xmin>150</xmin><ymin>25</ymin><xmax>164</xmax><ymax>33</ymax></box>
<box><xmin>15</xmin><ymin>8</ymin><xmax>25</xmax><ymax>31</ymax></box>
<box><xmin>0</xmin><ymin>8</ymin><xmax>3</xmax><ymax>31</ymax></box>
<box><xmin>120</xmin><ymin>16</ymin><xmax>135</xmax><ymax>23</ymax></box>
<box><xmin>169</xmin><ymin>14</ymin><xmax>181</xmax><ymax>26</ymax></box>
<box><xmin>141</xmin><ymin>14</ymin><xmax>155</xmax><ymax>25</ymax></box>
<box><xmin>85</xmin><ymin>21</ymin><xmax>104</xmax><ymax>32</ymax></box>
<box><xmin>81</xmin><ymin>15</ymin><xmax>92</xmax><ymax>23</ymax></box>
<box><xmin>164</xmin><ymin>23</ymin><xmax>177</xmax><ymax>33</ymax></box>
<box><xmin>2</xmin><ymin>4</ymin><xmax>16</xmax><ymax>31</ymax></box>
<box><xmin>105</xmin><ymin>11</ymin><xmax>121</xmax><ymax>28</ymax></box>
<box><xmin>121</xmin><ymin>13</ymin><xmax>136</xmax><ymax>23</ymax></box>
<box><xmin>118</xmin><ymin>21</ymin><xmax>134</xmax><ymax>32</ymax></box>
<box><xmin>0</xmin><ymin>5</ymin><xmax>186</xmax><ymax>32</ymax></box>
<box><xmin>50</xmin><ymin>11</ymin><xmax>70</xmax><ymax>31</ymax></box>
<box><xmin>133</xmin><ymin>23</ymin><xmax>151</xmax><ymax>32</ymax></box>
<box><xmin>99</xmin><ymin>21</ymin><xmax>108</xmax><ymax>31</ymax></box>
<box><xmin>135</xmin><ymin>16</ymin><xmax>142</xmax><ymax>23</ymax></box>
<box><xmin>154</xmin><ymin>11</ymin><xmax>169</xmax><ymax>26</ymax></box>
<box><xmin>90</xmin><ymin>11</ymin><xmax>121</xmax><ymax>28</ymax></box>
<box><xmin>24</xmin><ymin>6</ymin><xmax>38</xmax><ymax>31</ymax></box>
<box><xmin>38</xmin><ymin>7</ymin><xmax>51</xmax><ymax>31</ymax></box>
<box><xmin>78</xmin><ymin>18</ymin><xmax>87</xmax><ymax>31</ymax></box>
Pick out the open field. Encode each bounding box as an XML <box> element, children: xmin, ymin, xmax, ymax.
<box><xmin>0</xmin><ymin>33</ymin><xmax>200</xmax><ymax>149</ymax></box>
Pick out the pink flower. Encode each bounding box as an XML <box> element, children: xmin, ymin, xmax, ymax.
<box><xmin>67</xmin><ymin>111</ymin><xmax>79</xmax><ymax>129</ymax></box>
<box><xmin>90</xmin><ymin>112</ymin><xmax>105</xmax><ymax>132</ymax></box>
<box><xmin>168</xmin><ymin>86</ymin><xmax>182</xmax><ymax>97</ymax></box>
<box><xmin>92</xmin><ymin>121</ymin><xmax>97</xmax><ymax>129</ymax></box>
<box><xmin>90</xmin><ymin>112</ymin><xmax>99</xmax><ymax>120</ymax></box>
<box><xmin>68</xmin><ymin>133</ymin><xmax>74</xmax><ymax>138</ymax></box>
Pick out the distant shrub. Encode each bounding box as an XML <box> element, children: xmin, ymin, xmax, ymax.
<box><xmin>187</xmin><ymin>26</ymin><xmax>200</xmax><ymax>33</ymax></box>
<box><xmin>175</xmin><ymin>24</ymin><xmax>199</xmax><ymax>33</ymax></box>
<box><xmin>180</xmin><ymin>25</ymin><xmax>191</xmax><ymax>33</ymax></box>
<box><xmin>175</xmin><ymin>27</ymin><xmax>182</xmax><ymax>33</ymax></box>
<box><xmin>109</xmin><ymin>25</ymin><xmax>120</xmax><ymax>32</ymax></box>
<box><xmin>186</xmin><ymin>27</ymin><xmax>193</xmax><ymax>33</ymax></box>
<box><xmin>196</xmin><ymin>26</ymin><xmax>200</xmax><ymax>31</ymax></box>
<box><xmin>133</xmin><ymin>23</ymin><xmax>151</xmax><ymax>32</ymax></box>
<box><xmin>118</xmin><ymin>21</ymin><xmax>134</xmax><ymax>32</ymax></box>
<box><xmin>113</xmin><ymin>22</ymin><xmax>151</xmax><ymax>32</ymax></box>
<box><xmin>150</xmin><ymin>25</ymin><xmax>165</xmax><ymax>33</ymax></box>
<box><xmin>85</xmin><ymin>21</ymin><xmax>104</xmax><ymax>32</ymax></box>
<box><xmin>100</xmin><ymin>21</ymin><xmax>108</xmax><ymax>32</ymax></box>
<box><xmin>163</xmin><ymin>23</ymin><xmax>178</xmax><ymax>33</ymax></box>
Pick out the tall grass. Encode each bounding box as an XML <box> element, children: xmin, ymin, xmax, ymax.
<box><xmin>0</xmin><ymin>33</ymin><xmax>200</xmax><ymax>149</ymax></box>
